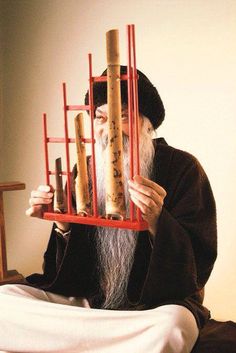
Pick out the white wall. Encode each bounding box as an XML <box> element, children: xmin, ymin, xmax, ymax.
<box><xmin>1</xmin><ymin>0</ymin><xmax>236</xmax><ymax>321</ymax></box>
<box><xmin>0</xmin><ymin>0</ymin><xmax>3</xmax><ymax>179</ymax></box>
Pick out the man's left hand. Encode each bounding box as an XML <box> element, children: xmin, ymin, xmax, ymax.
<box><xmin>128</xmin><ymin>175</ymin><xmax>167</xmax><ymax>238</ymax></box>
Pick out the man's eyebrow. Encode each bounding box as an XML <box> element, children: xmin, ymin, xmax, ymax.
<box><xmin>96</xmin><ymin>108</ymin><xmax>107</xmax><ymax>116</ymax></box>
<box><xmin>95</xmin><ymin>107</ymin><xmax>128</xmax><ymax>117</ymax></box>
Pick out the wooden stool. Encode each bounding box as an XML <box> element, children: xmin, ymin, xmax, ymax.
<box><xmin>0</xmin><ymin>181</ymin><xmax>25</xmax><ymax>284</ymax></box>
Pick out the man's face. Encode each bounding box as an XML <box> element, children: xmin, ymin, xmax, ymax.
<box><xmin>94</xmin><ymin>104</ymin><xmax>142</xmax><ymax>139</ymax></box>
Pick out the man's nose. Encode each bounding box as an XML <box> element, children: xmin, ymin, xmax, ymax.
<box><xmin>95</xmin><ymin>122</ymin><xmax>107</xmax><ymax>138</ymax></box>
<box><xmin>101</xmin><ymin>121</ymin><xmax>108</xmax><ymax>134</ymax></box>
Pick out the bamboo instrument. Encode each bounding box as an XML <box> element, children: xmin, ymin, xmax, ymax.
<box><xmin>74</xmin><ymin>113</ymin><xmax>90</xmax><ymax>215</ymax></box>
<box><xmin>105</xmin><ymin>29</ymin><xmax>126</xmax><ymax>219</ymax></box>
<box><xmin>53</xmin><ymin>157</ymin><xmax>65</xmax><ymax>213</ymax></box>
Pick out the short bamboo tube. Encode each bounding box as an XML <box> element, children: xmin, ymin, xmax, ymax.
<box><xmin>74</xmin><ymin>113</ymin><xmax>90</xmax><ymax>215</ymax></box>
<box><xmin>53</xmin><ymin>157</ymin><xmax>65</xmax><ymax>213</ymax></box>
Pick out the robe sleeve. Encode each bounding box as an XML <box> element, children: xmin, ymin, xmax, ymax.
<box><xmin>141</xmin><ymin>155</ymin><xmax>217</xmax><ymax>305</ymax></box>
<box><xmin>26</xmin><ymin>221</ymin><xmax>97</xmax><ymax>297</ymax></box>
<box><xmin>26</xmin><ymin>160</ymin><xmax>98</xmax><ymax>295</ymax></box>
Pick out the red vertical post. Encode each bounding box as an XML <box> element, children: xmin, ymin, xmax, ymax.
<box><xmin>43</xmin><ymin>113</ymin><xmax>52</xmax><ymax>212</ymax></box>
<box><xmin>63</xmin><ymin>83</ymin><xmax>73</xmax><ymax>214</ymax></box>
<box><xmin>131</xmin><ymin>24</ymin><xmax>142</xmax><ymax>222</ymax></box>
<box><xmin>88</xmin><ymin>54</ymin><xmax>98</xmax><ymax>217</ymax></box>
<box><xmin>127</xmin><ymin>25</ymin><xmax>135</xmax><ymax>222</ymax></box>
<box><xmin>43</xmin><ymin>113</ymin><xmax>50</xmax><ymax>186</ymax></box>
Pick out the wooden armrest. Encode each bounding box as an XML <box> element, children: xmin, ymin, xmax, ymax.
<box><xmin>0</xmin><ymin>182</ymin><xmax>25</xmax><ymax>192</ymax></box>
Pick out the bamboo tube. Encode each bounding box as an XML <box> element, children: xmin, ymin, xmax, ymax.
<box><xmin>74</xmin><ymin>113</ymin><xmax>90</xmax><ymax>215</ymax></box>
<box><xmin>105</xmin><ymin>29</ymin><xmax>126</xmax><ymax>219</ymax></box>
<box><xmin>53</xmin><ymin>157</ymin><xmax>65</xmax><ymax>213</ymax></box>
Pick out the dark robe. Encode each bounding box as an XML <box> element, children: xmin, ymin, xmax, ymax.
<box><xmin>26</xmin><ymin>138</ymin><xmax>217</xmax><ymax>330</ymax></box>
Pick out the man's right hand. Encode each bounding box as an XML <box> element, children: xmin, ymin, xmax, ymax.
<box><xmin>26</xmin><ymin>185</ymin><xmax>53</xmax><ymax>218</ymax></box>
<box><xmin>26</xmin><ymin>185</ymin><xmax>70</xmax><ymax>232</ymax></box>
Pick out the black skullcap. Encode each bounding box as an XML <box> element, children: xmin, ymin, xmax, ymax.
<box><xmin>84</xmin><ymin>65</ymin><xmax>165</xmax><ymax>129</ymax></box>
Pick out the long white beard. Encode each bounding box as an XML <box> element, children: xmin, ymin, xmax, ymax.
<box><xmin>95</xmin><ymin>117</ymin><xmax>155</xmax><ymax>309</ymax></box>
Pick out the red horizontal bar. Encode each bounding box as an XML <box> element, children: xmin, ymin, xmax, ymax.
<box><xmin>92</xmin><ymin>76</ymin><xmax>107</xmax><ymax>82</ymax></box>
<box><xmin>49</xmin><ymin>171</ymin><xmax>70</xmax><ymax>176</ymax></box>
<box><xmin>92</xmin><ymin>74</ymin><xmax>130</xmax><ymax>83</ymax></box>
<box><xmin>47</xmin><ymin>137</ymin><xmax>75</xmax><ymax>143</ymax></box>
<box><xmin>47</xmin><ymin>137</ymin><xmax>95</xmax><ymax>144</ymax></box>
<box><xmin>43</xmin><ymin>212</ymin><xmax>148</xmax><ymax>231</ymax></box>
<box><xmin>66</xmin><ymin>105</ymin><xmax>90</xmax><ymax>111</ymax></box>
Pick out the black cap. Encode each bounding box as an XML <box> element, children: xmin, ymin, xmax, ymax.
<box><xmin>84</xmin><ymin>65</ymin><xmax>165</xmax><ymax>129</ymax></box>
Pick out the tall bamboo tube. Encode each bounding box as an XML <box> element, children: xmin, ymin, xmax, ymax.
<box><xmin>105</xmin><ymin>29</ymin><xmax>126</xmax><ymax>219</ymax></box>
<box><xmin>74</xmin><ymin>113</ymin><xmax>90</xmax><ymax>215</ymax></box>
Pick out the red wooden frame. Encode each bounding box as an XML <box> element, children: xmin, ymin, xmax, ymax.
<box><xmin>42</xmin><ymin>24</ymin><xmax>148</xmax><ymax>231</ymax></box>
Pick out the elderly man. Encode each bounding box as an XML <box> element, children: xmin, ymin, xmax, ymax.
<box><xmin>0</xmin><ymin>67</ymin><xmax>217</xmax><ymax>353</ymax></box>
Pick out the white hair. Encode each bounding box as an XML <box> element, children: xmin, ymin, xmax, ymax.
<box><xmin>95</xmin><ymin>117</ymin><xmax>155</xmax><ymax>309</ymax></box>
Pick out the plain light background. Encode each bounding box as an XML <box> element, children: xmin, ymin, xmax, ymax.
<box><xmin>1</xmin><ymin>0</ymin><xmax>236</xmax><ymax>321</ymax></box>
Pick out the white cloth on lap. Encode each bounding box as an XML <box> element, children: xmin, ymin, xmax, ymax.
<box><xmin>0</xmin><ymin>284</ymin><xmax>198</xmax><ymax>353</ymax></box>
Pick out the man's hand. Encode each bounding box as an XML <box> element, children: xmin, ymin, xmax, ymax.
<box><xmin>26</xmin><ymin>185</ymin><xmax>70</xmax><ymax>232</ymax></box>
<box><xmin>26</xmin><ymin>185</ymin><xmax>53</xmax><ymax>218</ymax></box>
<box><xmin>128</xmin><ymin>175</ymin><xmax>167</xmax><ymax>238</ymax></box>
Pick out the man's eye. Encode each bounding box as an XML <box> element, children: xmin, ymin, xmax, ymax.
<box><xmin>121</xmin><ymin>115</ymin><xmax>128</xmax><ymax>122</ymax></box>
<box><xmin>95</xmin><ymin>116</ymin><xmax>107</xmax><ymax>124</ymax></box>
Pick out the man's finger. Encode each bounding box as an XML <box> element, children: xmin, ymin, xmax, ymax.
<box><xmin>130</xmin><ymin>194</ymin><xmax>147</xmax><ymax>215</ymax></box>
<box><xmin>25</xmin><ymin>205</ymin><xmax>43</xmax><ymax>217</ymax></box>
<box><xmin>130</xmin><ymin>175</ymin><xmax>167</xmax><ymax>197</ymax></box>
<box><xmin>128</xmin><ymin>182</ymin><xmax>163</xmax><ymax>205</ymax></box>
<box><xmin>29</xmin><ymin>197</ymin><xmax>52</xmax><ymax>207</ymax></box>
<box><xmin>31</xmin><ymin>190</ymin><xmax>53</xmax><ymax>199</ymax></box>
<box><xmin>129</xmin><ymin>188</ymin><xmax>162</xmax><ymax>209</ymax></box>
<box><xmin>38</xmin><ymin>185</ymin><xmax>51</xmax><ymax>192</ymax></box>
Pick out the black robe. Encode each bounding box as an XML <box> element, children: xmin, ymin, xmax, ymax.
<box><xmin>26</xmin><ymin>138</ymin><xmax>217</xmax><ymax>330</ymax></box>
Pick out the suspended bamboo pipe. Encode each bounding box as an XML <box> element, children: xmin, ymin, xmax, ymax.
<box><xmin>105</xmin><ymin>29</ymin><xmax>126</xmax><ymax>219</ymax></box>
<box><xmin>53</xmin><ymin>157</ymin><xmax>65</xmax><ymax>213</ymax></box>
<box><xmin>74</xmin><ymin>113</ymin><xmax>90</xmax><ymax>215</ymax></box>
